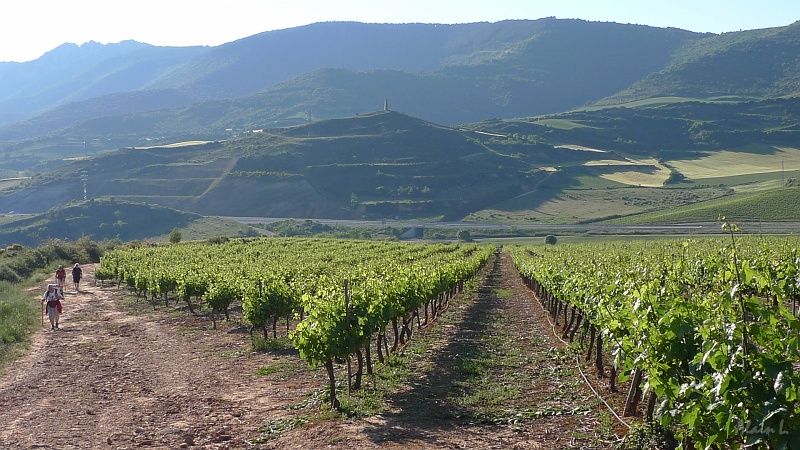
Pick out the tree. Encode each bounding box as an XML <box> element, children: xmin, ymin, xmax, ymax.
<box><xmin>457</xmin><ymin>229</ymin><xmax>472</xmax><ymax>242</ymax></box>
<box><xmin>545</xmin><ymin>235</ymin><xmax>557</xmax><ymax>245</ymax></box>
<box><xmin>169</xmin><ymin>228</ymin><xmax>183</xmax><ymax>244</ymax></box>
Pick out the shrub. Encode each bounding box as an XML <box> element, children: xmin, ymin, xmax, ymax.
<box><xmin>206</xmin><ymin>236</ymin><xmax>230</xmax><ymax>245</ymax></box>
<box><xmin>38</xmin><ymin>236</ymin><xmax>103</xmax><ymax>266</ymax></box>
<box><xmin>0</xmin><ymin>281</ymin><xmax>38</xmax><ymax>362</ymax></box>
<box><xmin>169</xmin><ymin>228</ymin><xmax>183</xmax><ymax>244</ymax></box>
<box><xmin>616</xmin><ymin>421</ymin><xmax>677</xmax><ymax>450</ymax></box>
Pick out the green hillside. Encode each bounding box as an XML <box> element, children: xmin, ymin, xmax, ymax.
<box><xmin>0</xmin><ymin>200</ymin><xmax>187</xmax><ymax>247</ymax></box>
<box><xmin>474</xmin><ymin>96</ymin><xmax>800</xmax><ymax>157</ymax></box>
<box><xmin>2</xmin><ymin>105</ymin><xmax>800</xmax><ymax>228</ymax></box>
<box><xmin>0</xmin><ymin>111</ymin><xmax>608</xmax><ymax>220</ymax></box>
<box><xmin>0</xmin><ymin>199</ymin><xmax>261</xmax><ymax>247</ymax></box>
<box><xmin>457</xmin><ymin>96</ymin><xmax>800</xmax><ymax>225</ymax></box>
<box><xmin>601</xmin><ymin>187</ymin><xmax>800</xmax><ymax>225</ymax></box>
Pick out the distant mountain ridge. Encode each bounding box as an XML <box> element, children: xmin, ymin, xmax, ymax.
<box><xmin>0</xmin><ymin>41</ymin><xmax>206</xmax><ymax>125</ymax></box>
<box><xmin>0</xmin><ymin>19</ymin><xmax>703</xmax><ymax>131</ymax></box>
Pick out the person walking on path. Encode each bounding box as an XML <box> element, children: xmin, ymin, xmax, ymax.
<box><xmin>72</xmin><ymin>263</ymin><xmax>83</xmax><ymax>292</ymax></box>
<box><xmin>55</xmin><ymin>264</ymin><xmax>66</xmax><ymax>291</ymax></box>
<box><xmin>42</xmin><ymin>284</ymin><xmax>64</xmax><ymax>330</ymax></box>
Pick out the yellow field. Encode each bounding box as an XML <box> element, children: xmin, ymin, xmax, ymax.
<box><xmin>668</xmin><ymin>146</ymin><xmax>800</xmax><ymax>179</ymax></box>
<box><xmin>573</xmin><ymin>147</ymin><xmax>800</xmax><ymax>187</ymax></box>
<box><xmin>587</xmin><ymin>157</ymin><xmax>671</xmax><ymax>187</ymax></box>
<box><xmin>556</xmin><ymin>144</ymin><xmax>606</xmax><ymax>153</ymax></box>
<box><xmin>134</xmin><ymin>141</ymin><xmax>213</xmax><ymax>150</ymax></box>
<box><xmin>584</xmin><ymin>159</ymin><xmax>636</xmax><ymax>166</ymax></box>
<box><xmin>600</xmin><ymin>171</ymin><xmax>670</xmax><ymax>187</ymax></box>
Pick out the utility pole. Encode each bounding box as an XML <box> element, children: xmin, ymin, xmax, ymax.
<box><xmin>81</xmin><ymin>171</ymin><xmax>88</xmax><ymax>200</ymax></box>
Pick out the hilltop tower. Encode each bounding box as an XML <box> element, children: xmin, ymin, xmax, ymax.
<box><xmin>384</xmin><ymin>99</ymin><xmax>389</xmax><ymax>111</ymax></box>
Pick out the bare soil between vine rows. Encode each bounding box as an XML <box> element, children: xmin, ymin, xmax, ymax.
<box><xmin>0</xmin><ymin>253</ymin><xmax>630</xmax><ymax>449</ymax></box>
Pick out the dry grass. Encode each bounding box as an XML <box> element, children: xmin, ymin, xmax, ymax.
<box><xmin>133</xmin><ymin>140</ymin><xmax>213</xmax><ymax>150</ymax></box>
<box><xmin>597</xmin><ymin>158</ymin><xmax>671</xmax><ymax>187</ymax></box>
<box><xmin>556</xmin><ymin>144</ymin><xmax>607</xmax><ymax>153</ymax></box>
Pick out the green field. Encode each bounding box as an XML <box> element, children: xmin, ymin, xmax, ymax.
<box><xmin>602</xmin><ymin>186</ymin><xmax>800</xmax><ymax>224</ymax></box>
<box><xmin>465</xmin><ymin>186</ymin><xmax>733</xmax><ymax>224</ymax></box>
<box><xmin>158</xmin><ymin>216</ymin><xmax>263</xmax><ymax>242</ymax></box>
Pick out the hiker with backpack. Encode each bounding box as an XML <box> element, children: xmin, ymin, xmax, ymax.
<box><xmin>71</xmin><ymin>263</ymin><xmax>82</xmax><ymax>292</ymax></box>
<box><xmin>55</xmin><ymin>265</ymin><xmax>66</xmax><ymax>290</ymax></box>
<box><xmin>42</xmin><ymin>284</ymin><xmax>64</xmax><ymax>330</ymax></box>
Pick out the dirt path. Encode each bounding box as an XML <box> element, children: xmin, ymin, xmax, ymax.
<box><xmin>0</xmin><ymin>255</ymin><xmax>626</xmax><ymax>449</ymax></box>
<box><xmin>0</xmin><ymin>266</ymin><xmax>320</xmax><ymax>449</ymax></box>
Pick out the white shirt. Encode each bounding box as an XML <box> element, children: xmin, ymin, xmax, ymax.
<box><xmin>42</xmin><ymin>290</ymin><xmax>61</xmax><ymax>302</ymax></box>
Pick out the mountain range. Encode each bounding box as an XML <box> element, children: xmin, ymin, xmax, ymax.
<box><xmin>1</xmin><ymin>18</ymin><xmax>800</xmax><ymax>244</ymax></box>
<box><xmin>4</xmin><ymin>19</ymin><xmax>800</xmax><ymax>150</ymax></box>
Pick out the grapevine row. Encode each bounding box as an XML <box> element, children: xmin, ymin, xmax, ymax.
<box><xmin>97</xmin><ymin>237</ymin><xmax>493</xmax><ymax>408</ymax></box>
<box><xmin>508</xmin><ymin>235</ymin><xmax>800</xmax><ymax>449</ymax></box>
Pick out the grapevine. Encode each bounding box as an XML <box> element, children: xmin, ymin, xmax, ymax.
<box><xmin>99</xmin><ymin>237</ymin><xmax>493</xmax><ymax>409</ymax></box>
<box><xmin>508</xmin><ymin>235</ymin><xmax>800</xmax><ymax>448</ymax></box>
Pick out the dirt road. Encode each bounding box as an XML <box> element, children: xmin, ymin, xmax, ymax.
<box><xmin>0</xmin><ymin>255</ymin><xmax>626</xmax><ymax>449</ymax></box>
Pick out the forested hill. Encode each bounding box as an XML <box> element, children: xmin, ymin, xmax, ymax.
<box><xmin>596</xmin><ymin>20</ymin><xmax>800</xmax><ymax>105</ymax></box>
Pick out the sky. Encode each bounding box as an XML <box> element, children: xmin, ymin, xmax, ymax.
<box><xmin>1</xmin><ymin>0</ymin><xmax>799</xmax><ymax>63</ymax></box>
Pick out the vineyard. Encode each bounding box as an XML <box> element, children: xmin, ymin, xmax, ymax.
<box><xmin>508</xmin><ymin>225</ymin><xmax>800</xmax><ymax>449</ymax></box>
<box><xmin>86</xmin><ymin>232</ymin><xmax>800</xmax><ymax>448</ymax></box>
<box><xmin>96</xmin><ymin>238</ymin><xmax>494</xmax><ymax>410</ymax></box>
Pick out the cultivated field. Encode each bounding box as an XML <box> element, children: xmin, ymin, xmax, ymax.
<box><xmin>669</xmin><ymin>146</ymin><xmax>800</xmax><ymax>180</ymax></box>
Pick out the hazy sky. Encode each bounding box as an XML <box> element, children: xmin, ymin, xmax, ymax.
<box><xmin>1</xmin><ymin>0</ymin><xmax>799</xmax><ymax>62</ymax></box>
